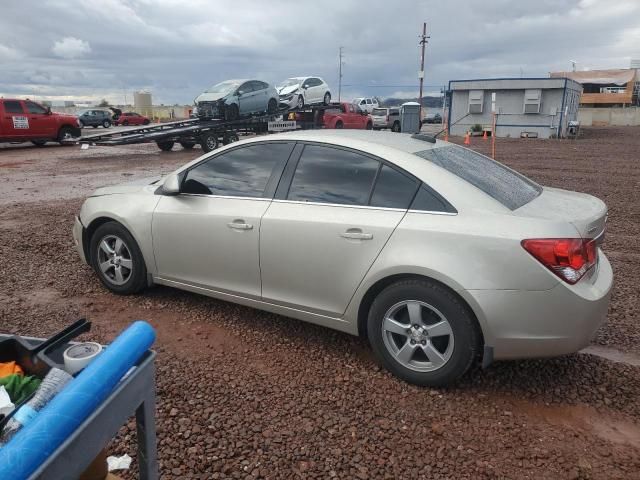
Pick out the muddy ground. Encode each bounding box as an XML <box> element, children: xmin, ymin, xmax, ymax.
<box><xmin>1</xmin><ymin>127</ymin><xmax>639</xmax><ymax>479</ymax></box>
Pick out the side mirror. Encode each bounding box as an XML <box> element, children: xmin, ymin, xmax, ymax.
<box><xmin>302</xmin><ymin>85</ymin><xmax>308</xmax><ymax>89</ymax></box>
<box><xmin>46</xmin><ymin>106</ymin><xmax>52</xmax><ymax>115</ymax></box>
<box><xmin>162</xmin><ymin>173</ymin><xmax>181</xmax><ymax>195</ymax></box>
<box><xmin>236</xmin><ymin>90</ymin><xmax>243</xmax><ymax>97</ymax></box>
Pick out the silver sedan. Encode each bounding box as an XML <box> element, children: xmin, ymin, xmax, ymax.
<box><xmin>72</xmin><ymin>130</ymin><xmax>612</xmax><ymax>386</ymax></box>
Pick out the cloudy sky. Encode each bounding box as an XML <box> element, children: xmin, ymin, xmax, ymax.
<box><xmin>1</xmin><ymin>0</ymin><xmax>639</xmax><ymax>105</ymax></box>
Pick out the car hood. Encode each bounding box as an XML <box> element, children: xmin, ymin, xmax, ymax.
<box><xmin>194</xmin><ymin>91</ymin><xmax>230</xmax><ymax>103</ymax></box>
<box><xmin>278</xmin><ymin>85</ymin><xmax>300</xmax><ymax>96</ymax></box>
<box><xmin>90</xmin><ymin>176</ymin><xmax>161</xmax><ymax>197</ymax></box>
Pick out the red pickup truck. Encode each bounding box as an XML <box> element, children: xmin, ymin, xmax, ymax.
<box><xmin>0</xmin><ymin>99</ymin><xmax>81</xmax><ymax>146</ymax></box>
<box><xmin>322</xmin><ymin>102</ymin><xmax>373</xmax><ymax>130</ymax></box>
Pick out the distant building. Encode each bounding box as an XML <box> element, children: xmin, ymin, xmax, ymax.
<box><xmin>447</xmin><ymin>77</ymin><xmax>582</xmax><ymax>139</ymax></box>
<box><xmin>133</xmin><ymin>91</ymin><xmax>152</xmax><ymax>107</ymax></box>
<box><xmin>550</xmin><ymin>69</ymin><xmax>638</xmax><ymax>107</ymax></box>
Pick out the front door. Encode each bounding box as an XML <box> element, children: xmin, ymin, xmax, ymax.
<box><xmin>152</xmin><ymin>142</ymin><xmax>294</xmax><ymax>298</ymax></box>
<box><xmin>260</xmin><ymin>143</ymin><xmax>417</xmax><ymax>316</ymax></box>
<box><xmin>24</xmin><ymin>101</ymin><xmax>54</xmax><ymax>137</ymax></box>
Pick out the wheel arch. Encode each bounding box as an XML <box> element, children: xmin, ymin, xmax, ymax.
<box><xmin>355</xmin><ymin>273</ymin><xmax>486</xmax><ymax>352</ymax></box>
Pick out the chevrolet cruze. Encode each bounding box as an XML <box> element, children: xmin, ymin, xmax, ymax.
<box><xmin>72</xmin><ymin>131</ymin><xmax>612</xmax><ymax>386</ymax></box>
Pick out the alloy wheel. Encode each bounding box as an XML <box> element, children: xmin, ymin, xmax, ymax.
<box><xmin>97</xmin><ymin>234</ymin><xmax>133</xmax><ymax>286</ymax></box>
<box><xmin>381</xmin><ymin>300</ymin><xmax>454</xmax><ymax>372</ymax></box>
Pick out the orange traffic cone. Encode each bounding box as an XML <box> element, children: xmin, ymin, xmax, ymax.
<box><xmin>464</xmin><ymin>132</ymin><xmax>471</xmax><ymax>145</ymax></box>
<box><xmin>482</xmin><ymin>130</ymin><xmax>488</xmax><ymax>140</ymax></box>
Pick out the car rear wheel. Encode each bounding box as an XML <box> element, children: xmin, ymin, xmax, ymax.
<box><xmin>180</xmin><ymin>141</ymin><xmax>195</xmax><ymax>150</ymax></box>
<box><xmin>225</xmin><ymin>103</ymin><xmax>239</xmax><ymax>121</ymax></box>
<box><xmin>366</xmin><ymin>121</ymin><xmax>373</xmax><ymax>130</ymax></box>
<box><xmin>102</xmin><ymin>120</ymin><xmax>111</xmax><ymax>128</ymax></box>
<box><xmin>143</xmin><ymin>119</ymin><xmax>150</xmax><ymax>125</ymax></box>
<box><xmin>335</xmin><ymin>120</ymin><xmax>343</xmax><ymax>129</ymax></box>
<box><xmin>267</xmin><ymin>98</ymin><xmax>278</xmax><ymax>114</ymax></box>
<box><xmin>90</xmin><ymin>222</ymin><xmax>147</xmax><ymax>295</ymax></box>
<box><xmin>323</xmin><ymin>92</ymin><xmax>331</xmax><ymax>105</ymax></box>
<box><xmin>367</xmin><ymin>279</ymin><xmax>481</xmax><ymax>386</ymax></box>
<box><xmin>392</xmin><ymin>121</ymin><xmax>401</xmax><ymax>133</ymax></box>
<box><xmin>199</xmin><ymin>132</ymin><xmax>219</xmax><ymax>153</ymax></box>
<box><xmin>123</xmin><ymin>121</ymin><xmax>129</xmax><ymax>126</ymax></box>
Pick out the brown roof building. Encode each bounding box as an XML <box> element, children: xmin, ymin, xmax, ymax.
<box><xmin>550</xmin><ymin>69</ymin><xmax>638</xmax><ymax>106</ymax></box>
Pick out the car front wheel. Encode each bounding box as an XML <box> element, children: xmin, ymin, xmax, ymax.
<box><xmin>367</xmin><ymin>279</ymin><xmax>480</xmax><ymax>386</ymax></box>
<box><xmin>90</xmin><ymin>221</ymin><xmax>147</xmax><ymax>294</ymax></box>
<box><xmin>323</xmin><ymin>92</ymin><xmax>331</xmax><ymax>105</ymax></box>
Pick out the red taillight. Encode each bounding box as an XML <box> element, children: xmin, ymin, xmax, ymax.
<box><xmin>521</xmin><ymin>238</ymin><xmax>598</xmax><ymax>284</ymax></box>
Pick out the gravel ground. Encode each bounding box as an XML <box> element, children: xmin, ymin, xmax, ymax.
<box><xmin>1</xmin><ymin>128</ymin><xmax>640</xmax><ymax>479</ymax></box>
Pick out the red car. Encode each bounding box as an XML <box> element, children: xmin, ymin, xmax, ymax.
<box><xmin>0</xmin><ymin>98</ymin><xmax>80</xmax><ymax>146</ymax></box>
<box><xmin>322</xmin><ymin>102</ymin><xmax>373</xmax><ymax>130</ymax></box>
<box><xmin>115</xmin><ymin>112</ymin><xmax>150</xmax><ymax>126</ymax></box>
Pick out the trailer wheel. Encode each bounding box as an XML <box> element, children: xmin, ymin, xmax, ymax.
<box><xmin>267</xmin><ymin>98</ymin><xmax>278</xmax><ymax>114</ymax></box>
<box><xmin>223</xmin><ymin>132</ymin><xmax>239</xmax><ymax>145</ymax></box>
<box><xmin>225</xmin><ymin>104</ymin><xmax>239</xmax><ymax>121</ymax></box>
<box><xmin>157</xmin><ymin>141</ymin><xmax>174</xmax><ymax>151</ymax></box>
<box><xmin>199</xmin><ymin>132</ymin><xmax>219</xmax><ymax>153</ymax></box>
<box><xmin>180</xmin><ymin>141</ymin><xmax>195</xmax><ymax>150</ymax></box>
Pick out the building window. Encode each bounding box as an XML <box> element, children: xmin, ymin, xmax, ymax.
<box><xmin>523</xmin><ymin>89</ymin><xmax>541</xmax><ymax>114</ymax></box>
<box><xmin>468</xmin><ymin>90</ymin><xmax>484</xmax><ymax>113</ymax></box>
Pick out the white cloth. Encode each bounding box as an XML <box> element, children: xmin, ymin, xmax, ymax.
<box><xmin>0</xmin><ymin>386</ymin><xmax>15</xmax><ymax>417</ymax></box>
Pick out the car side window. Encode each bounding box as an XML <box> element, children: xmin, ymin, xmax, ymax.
<box><xmin>182</xmin><ymin>143</ymin><xmax>293</xmax><ymax>198</ymax></box>
<box><xmin>410</xmin><ymin>185</ymin><xmax>457</xmax><ymax>213</ymax></box>
<box><xmin>238</xmin><ymin>82</ymin><xmax>252</xmax><ymax>94</ymax></box>
<box><xmin>25</xmin><ymin>101</ymin><xmax>47</xmax><ymax>114</ymax></box>
<box><xmin>287</xmin><ymin>145</ymin><xmax>379</xmax><ymax>206</ymax></box>
<box><xmin>370</xmin><ymin>165</ymin><xmax>419</xmax><ymax>209</ymax></box>
<box><xmin>4</xmin><ymin>101</ymin><xmax>24</xmax><ymax>113</ymax></box>
<box><xmin>360</xmin><ymin>100</ymin><xmax>366</xmax><ymax>105</ymax></box>
<box><xmin>366</xmin><ymin>99</ymin><xmax>372</xmax><ymax>105</ymax></box>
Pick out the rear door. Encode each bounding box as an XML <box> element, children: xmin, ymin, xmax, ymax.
<box><xmin>152</xmin><ymin>141</ymin><xmax>295</xmax><ymax>298</ymax></box>
<box><xmin>1</xmin><ymin>100</ymin><xmax>29</xmax><ymax>138</ymax></box>
<box><xmin>260</xmin><ymin>143</ymin><xmax>418</xmax><ymax>316</ymax></box>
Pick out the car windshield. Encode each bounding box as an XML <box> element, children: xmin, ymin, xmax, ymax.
<box><xmin>372</xmin><ymin>108</ymin><xmax>387</xmax><ymax>116</ymax></box>
<box><xmin>205</xmin><ymin>81</ymin><xmax>240</xmax><ymax>94</ymax></box>
<box><xmin>415</xmin><ymin>145</ymin><xmax>541</xmax><ymax>210</ymax></box>
<box><xmin>278</xmin><ymin>78</ymin><xmax>301</xmax><ymax>89</ymax></box>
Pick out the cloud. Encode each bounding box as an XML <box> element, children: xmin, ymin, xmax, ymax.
<box><xmin>52</xmin><ymin>37</ymin><xmax>91</xmax><ymax>59</ymax></box>
<box><xmin>0</xmin><ymin>0</ymin><xmax>639</xmax><ymax>104</ymax></box>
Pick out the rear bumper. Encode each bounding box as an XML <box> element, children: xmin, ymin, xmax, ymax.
<box><xmin>72</xmin><ymin>216</ymin><xmax>87</xmax><ymax>264</ymax></box>
<box><xmin>468</xmin><ymin>251</ymin><xmax>613</xmax><ymax>360</ymax></box>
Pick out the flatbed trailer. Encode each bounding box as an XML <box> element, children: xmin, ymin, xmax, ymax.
<box><xmin>64</xmin><ymin>104</ymin><xmax>340</xmax><ymax>152</ymax></box>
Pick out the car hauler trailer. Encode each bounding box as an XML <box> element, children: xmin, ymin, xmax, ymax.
<box><xmin>64</xmin><ymin>104</ymin><xmax>338</xmax><ymax>153</ymax></box>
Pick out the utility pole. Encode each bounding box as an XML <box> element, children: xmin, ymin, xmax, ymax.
<box><xmin>418</xmin><ymin>23</ymin><xmax>429</xmax><ymax>121</ymax></box>
<box><xmin>338</xmin><ymin>46</ymin><xmax>344</xmax><ymax>102</ymax></box>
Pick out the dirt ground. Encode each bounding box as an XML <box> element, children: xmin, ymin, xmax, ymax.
<box><xmin>1</xmin><ymin>127</ymin><xmax>640</xmax><ymax>479</ymax></box>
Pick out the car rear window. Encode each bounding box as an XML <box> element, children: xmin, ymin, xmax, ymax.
<box><xmin>372</xmin><ymin>108</ymin><xmax>387</xmax><ymax>116</ymax></box>
<box><xmin>415</xmin><ymin>145</ymin><xmax>541</xmax><ymax>210</ymax></box>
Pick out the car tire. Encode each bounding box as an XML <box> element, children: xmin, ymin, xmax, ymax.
<box><xmin>90</xmin><ymin>221</ymin><xmax>147</xmax><ymax>295</ymax></box>
<box><xmin>323</xmin><ymin>92</ymin><xmax>331</xmax><ymax>105</ymax></box>
<box><xmin>367</xmin><ymin>279</ymin><xmax>481</xmax><ymax>387</ymax></box>
<box><xmin>335</xmin><ymin>120</ymin><xmax>343</xmax><ymax>129</ymax></box>
<box><xmin>31</xmin><ymin>140</ymin><xmax>47</xmax><ymax>147</ymax></box>
<box><xmin>225</xmin><ymin>104</ymin><xmax>239</xmax><ymax>121</ymax></box>
<box><xmin>392</xmin><ymin>121</ymin><xmax>401</xmax><ymax>133</ymax></box>
<box><xmin>123</xmin><ymin>121</ymin><xmax>129</xmax><ymax>126</ymax></box>
<box><xmin>180</xmin><ymin>141</ymin><xmax>195</xmax><ymax>150</ymax></box>
<box><xmin>143</xmin><ymin>119</ymin><xmax>150</xmax><ymax>125</ymax></box>
<box><xmin>92</xmin><ymin>125</ymin><xmax>98</xmax><ymax>128</ymax></box>
<box><xmin>222</xmin><ymin>132</ymin><xmax>239</xmax><ymax>145</ymax></box>
<box><xmin>156</xmin><ymin>141</ymin><xmax>174</xmax><ymax>151</ymax></box>
<box><xmin>199</xmin><ymin>132</ymin><xmax>218</xmax><ymax>153</ymax></box>
<box><xmin>103</xmin><ymin>120</ymin><xmax>111</xmax><ymax>128</ymax></box>
<box><xmin>57</xmin><ymin>126</ymin><xmax>75</xmax><ymax>143</ymax></box>
<box><xmin>268</xmin><ymin>98</ymin><xmax>278</xmax><ymax>114</ymax></box>
<box><xmin>366</xmin><ymin>121</ymin><xmax>373</xmax><ymax>130</ymax></box>
<box><xmin>296</xmin><ymin>95</ymin><xmax>304</xmax><ymax>110</ymax></box>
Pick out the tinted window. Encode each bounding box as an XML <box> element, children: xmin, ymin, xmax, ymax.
<box><xmin>238</xmin><ymin>82</ymin><xmax>252</xmax><ymax>94</ymax></box>
<box><xmin>411</xmin><ymin>185</ymin><xmax>456</xmax><ymax>213</ymax></box>
<box><xmin>287</xmin><ymin>145</ymin><xmax>379</xmax><ymax>206</ymax></box>
<box><xmin>370</xmin><ymin>165</ymin><xmax>418</xmax><ymax>209</ymax></box>
<box><xmin>253</xmin><ymin>81</ymin><xmax>268</xmax><ymax>91</ymax></box>
<box><xmin>415</xmin><ymin>145</ymin><xmax>541</xmax><ymax>210</ymax></box>
<box><xmin>372</xmin><ymin>108</ymin><xmax>387</xmax><ymax>116</ymax></box>
<box><xmin>25</xmin><ymin>101</ymin><xmax>47</xmax><ymax>114</ymax></box>
<box><xmin>389</xmin><ymin>108</ymin><xmax>399</xmax><ymax>115</ymax></box>
<box><xmin>366</xmin><ymin>99</ymin><xmax>372</xmax><ymax>104</ymax></box>
<box><xmin>182</xmin><ymin>143</ymin><xmax>292</xmax><ymax>197</ymax></box>
<box><xmin>4</xmin><ymin>101</ymin><xmax>23</xmax><ymax>113</ymax></box>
